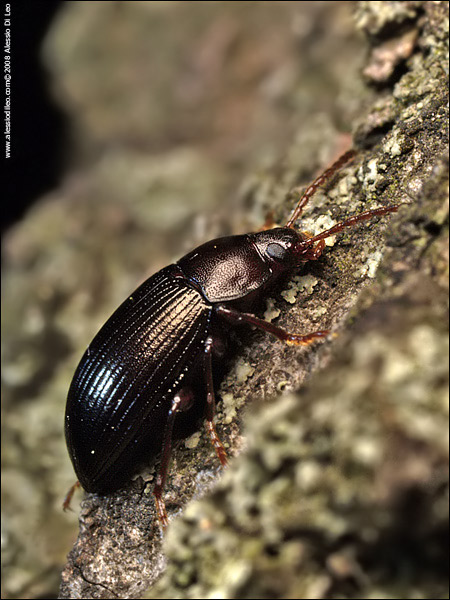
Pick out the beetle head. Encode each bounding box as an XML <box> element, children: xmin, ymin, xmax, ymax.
<box><xmin>251</xmin><ymin>227</ymin><xmax>323</xmax><ymax>273</ymax></box>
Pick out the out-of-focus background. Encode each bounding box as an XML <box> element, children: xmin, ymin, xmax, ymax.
<box><xmin>2</xmin><ymin>2</ymin><xmax>448</xmax><ymax>599</ymax></box>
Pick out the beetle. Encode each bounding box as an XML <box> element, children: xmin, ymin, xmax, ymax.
<box><xmin>64</xmin><ymin>149</ymin><xmax>398</xmax><ymax>527</ymax></box>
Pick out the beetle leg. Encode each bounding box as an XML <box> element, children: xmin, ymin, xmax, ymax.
<box><xmin>153</xmin><ymin>388</ymin><xmax>194</xmax><ymax>529</ymax></box>
<box><xmin>216</xmin><ymin>305</ymin><xmax>329</xmax><ymax>347</ymax></box>
<box><xmin>63</xmin><ymin>480</ymin><xmax>81</xmax><ymax>511</ymax></box>
<box><xmin>204</xmin><ymin>336</ymin><xmax>228</xmax><ymax>467</ymax></box>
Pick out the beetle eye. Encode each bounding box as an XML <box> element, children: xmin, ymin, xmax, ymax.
<box><xmin>266</xmin><ymin>242</ymin><xmax>287</xmax><ymax>260</ymax></box>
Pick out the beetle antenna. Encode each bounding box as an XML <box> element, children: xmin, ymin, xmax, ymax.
<box><xmin>286</xmin><ymin>149</ymin><xmax>356</xmax><ymax>229</ymax></box>
<box><xmin>304</xmin><ymin>205</ymin><xmax>400</xmax><ymax>244</ymax></box>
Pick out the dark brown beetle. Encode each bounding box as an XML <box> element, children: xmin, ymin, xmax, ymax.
<box><xmin>64</xmin><ymin>150</ymin><xmax>398</xmax><ymax>527</ymax></box>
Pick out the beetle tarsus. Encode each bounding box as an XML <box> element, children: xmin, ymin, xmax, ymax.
<box><xmin>154</xmin><ymin>493</ymin><xmax>169</xmax><ymax>530</ymax></box>
<box><xmin>205</xmin><ymin>420</ymin><xmax>228</xmax><ymax>467</ymax></box>
<box><xmin>204</xmin><ymin>336</ymin><xmax>228</xmax><ymax>467</ymax></box>
<box><xmin>63</xmin><ymin>480</ymin><xmax>81</xmax><ymax>512</ymax></box>
<box><xmin>285</xmin><ymin>329</ymin><xmax>330</xmax><ymax>346</ymax></box>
